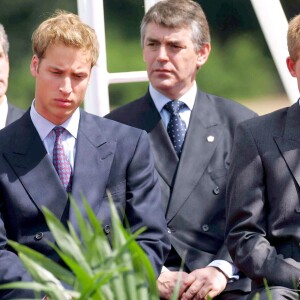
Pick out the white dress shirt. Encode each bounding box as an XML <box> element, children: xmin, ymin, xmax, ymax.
<box><xmin>149</xmin><ymin>82</ymin><xmax>196</xmax><ymax>129</ymax></box>
<box><xmin>30</xmin><ymin>100</ymin><xmax>79</xmax><ymax>171</ymax></box>
<box><xmin>150</xmin><ymin>83</ymin><xmax>238</xmax><ymax>279</ymax></box>
<box><xmin>0</xmin><ymin>96</ymin><xmax>8</xmax><ymax>130</ymax></box>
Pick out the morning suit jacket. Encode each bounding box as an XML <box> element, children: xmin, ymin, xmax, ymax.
<box><xmin>106</xmin><ymin>89</ymin><xmax>257</xmax><ymax>293</ymax></box>
<box><xmin>0</xmin><ymin>109</ymin><xmax>170</xmax><ymax>299</ymax></box>
<box><xmin>226</xmin><ymin>101</ymin><xmax>300</xmax><ymax>291</ymax></box>
<box><xmin>6</xmin><ymin>103</ymin><xmax>24</xmax><ymax>126</ymax></box>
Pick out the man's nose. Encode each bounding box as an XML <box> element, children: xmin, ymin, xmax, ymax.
<box><xmin>157</xmin><ymin>46</ymin><xmax>169</xmax><ymax>62</ymax></box>
<box><xmin>59</xmin><ymin>77</ymin><xmax>72</xmax><ymax>94</ymax></box>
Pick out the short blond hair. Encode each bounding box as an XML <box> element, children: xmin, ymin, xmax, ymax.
<box><xmin>32</xmin><ymin>10</ymin><xmax>99</xmax><ymax>67</ymax></box>
<box><xmin>287</xmin><ymin>14</ymin><xmax>300</xmax><ymax>61</ymax></box>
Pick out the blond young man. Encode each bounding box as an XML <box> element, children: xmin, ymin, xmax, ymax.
<box><xmin>0</xmin><ymin>11</ymin><xmax>170</xmax><ymax>299</ymax></box>
<box><xmin>226</xmin><ymin>13</ymin><xmax>300</xmax><ymax>300</ymax></box>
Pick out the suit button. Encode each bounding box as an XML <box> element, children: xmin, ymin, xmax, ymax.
<box><xmin>213</xmin><ymin>187</ymin><xmax>220</xmax><ymax>195</ymax></box>
<box><xmin>202</xmin><ymin>224</ymin><xmax>209</xmax><ymax>232</ymax></box>
<box><xmin>295</xmin><ymin>207</ymin><xmax>300</xmax><ymax>213</ymax></box>
<box><xmin>167</xmin><ymin>228</ymin><xmax>171</xmax><ymax>234</ymax></box>
<box><xmin>207</xmin><ymin>136</ymin><xmax>215</xmax><ymax>142</ymax></box>
<box><xmin>34</xmin><ymin>232</ymin><xmax>44</xmax><ymax>241</ymax></box>
<box><xmin>104</xmin><ymin>225</ymin><xmax>111</xmax><ymax>234</ymax></box>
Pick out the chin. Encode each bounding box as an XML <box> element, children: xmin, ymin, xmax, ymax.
<box><xmin>153</xmin><ymin>81</ymin><xmax>174</xmax><ymax>90</ymax></box>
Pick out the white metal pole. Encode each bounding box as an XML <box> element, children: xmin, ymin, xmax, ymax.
<box><xmin>77</xmin><ymin>0</ymin><xmax>110</xmax><ymax>116</ymax></box>
<box><xmin>144</xmin><ymin>0</ymin><xmax>161</xmax><ymax>13</ymax></box>
<box><xmin>250</xmin><ymin>0</ymin><xmax>299</xmax><ymax>103</ymax></box>
<box><xmin>77</xmin><ymin>0</ymin><xmax>162</xmax><ymax>116</ymax></box>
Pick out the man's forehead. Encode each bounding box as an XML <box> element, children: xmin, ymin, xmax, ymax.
<box><xmin>145</xmin><ymin>24</ymin><xmax>192</xmax><ymax>41</ymax></box>
<box><xmin>146</xmin><ymin>22</ymin><xmax>191</xmax><ymax>32</ymax></box>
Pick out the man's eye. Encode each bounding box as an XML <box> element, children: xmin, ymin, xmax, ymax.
<box><xmin>146</xmin><ymin>41</ymin><xmax>160</xmax><ymax>47</ymax></box>
<box><xmin>74</xmin><ymin>74</ymin><xmax>86</xmax><ymax>79</ymax></box>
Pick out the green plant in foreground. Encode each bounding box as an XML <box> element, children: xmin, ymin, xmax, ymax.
<box><xmin>0</xmin><ymin>194</ymin><xmax>166</xmax><ymax>300</ymax></box>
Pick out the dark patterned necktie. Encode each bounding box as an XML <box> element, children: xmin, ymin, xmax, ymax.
<box><xmin>164</xmin><ymin>100</ymin><xmax>187</xmax><ymax>157</ymax></box>
<box><xmin>52</xmin><ymin>126</ymin><xmax>72</xmax><ymax>192</ymax></box>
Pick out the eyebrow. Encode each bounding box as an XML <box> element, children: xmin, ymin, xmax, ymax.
<box><xmin>145</xmin><ymin>37</ymin><xmax>160</xmax><ymax>42</ymax></box>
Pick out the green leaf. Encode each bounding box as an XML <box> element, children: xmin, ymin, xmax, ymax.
<box><xmin>263</xmin><ymin>278</ymin><xmax>273</xmax><ymax>300</ymax></box>
<box><xmin>0</xmin><ymin>193</ymin><xmax>163</xmax><ymax>300</ymax></box>
<box><xmin>8</xmin><ymin>240</ymin><xmax>74</xmax><ymax>286</ymax></box>
<box><xmin>42</xmin><ymin>206</ymin><xmax>92</xmax><ymax>275</ymax></box>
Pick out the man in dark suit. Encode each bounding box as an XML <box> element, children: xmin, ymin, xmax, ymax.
<box><xmin>5</xmin><ymin>103</ymin><xmax>24</xmax><ymax>126</ymax></box>
<box><xmin>0</xmin><ymin>10</ymin><xmax>170</xmax><ymax>299</ymax></box>
<box><xmin>106</xmin><ymin>1</ymin><xmax>256</xmax><ymax>299</ymax></box>
<box><xmin>0</xmin><ymin>23</ymin><xmax>24</xmax><ymax>129</ymax></box>
<box><xmin>226</xmin><ymin>13</ymin><xmax>300</xmax><ymax>300</ymax></box>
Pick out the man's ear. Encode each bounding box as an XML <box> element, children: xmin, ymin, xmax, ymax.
<box><xmin>30</xmin><ymin>55</ymin><xmax>39</xmax><ymax>77</ymax></box>
<box><xmin>286</xmin><ymin>56</ymin><xmax>296</xmax><ymax>77</ymax></box>
<box><xmin>196</xmin><ymin>43</ymin><xmax>211</xmax><ymax>70</ymax></box>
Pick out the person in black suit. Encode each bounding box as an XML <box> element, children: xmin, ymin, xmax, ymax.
<box><xmin>0</xmin><ymin>23</ymin><xmax>24</xmax><ymax>129</ymax></box>
<box><xmin>106</xmin><ymin>0</ymin><xmax>256</xmax><ymax>299</ymax></box>
<box><xmin>0</xmin><ymin>10</ymin><xmax>170</xmax><ymax>299</ymax></box>
<box><xmin>226</xmin><ymin>13</ymin><xmax>300</xmax><ymax>300</ymax></box>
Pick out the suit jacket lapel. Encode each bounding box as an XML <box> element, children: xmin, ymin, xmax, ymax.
<box><xmin>69</xmin><ymin>111</ymin><xmax>116</xmax><ymax>227</ymax></box>
<box><xmin>275</xmin><ymin>103</ymin><xmax>300</xmax><ymax>188</ymax></box>
<box><xmin>4</xmin><ymin>111</ymin><xmax>68</xmax><ymax>220</ymax></box>
<box><xmin>149</xmin><ymin>121</ymin><xmax>178</xmax><ymax>187</ymax></box>
<box><xmin>141</xmin><ymin>93</ymin><xmax>178</xmax><ymax>188</ymax></box>
<box><xmin>166</xmin><ymin>91</ymin><xmax>223</xmax><ymax>222</ymax></box>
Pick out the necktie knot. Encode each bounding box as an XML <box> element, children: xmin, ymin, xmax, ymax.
<box><xmin>53</xmin><ymin>126</ymin><xmax>65</xmax><ymax>138</ymax></box>
<box><xmin>164</xmin><ymin>100</ymin><xmax>186</xmax><ymax>115</ymax></box>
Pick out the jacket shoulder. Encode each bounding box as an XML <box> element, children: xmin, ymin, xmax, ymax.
<box><xmin>238</xmin><ymin>105</ymin><xmax>289</xmax><ymax>132</ymax></box>
<box><xmin>6</xmin><ymin>103</ymin><xmax>25</xmax><ymax>125</ymax></box>
<box><xmin>82</xmin><ymin>110</ymin><xmax>146</xmax><ymax>138</ymax></box>
<box><xmin>205</xmin><ymin>93</ymin><xmax>257</xmax><ymax>120</ymax></box>
<box><xmin>105</xmin><ymin>95</ymin><xmax>151</xmax><ymax>129</ymax></box>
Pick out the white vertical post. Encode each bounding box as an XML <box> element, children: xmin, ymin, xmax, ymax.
<box><xmin>250</xmin><ymin>0</ymin><xmax>299</xmax><ymax>103</ymax></box>
<box><xmin>77</xmin><ymin>0</ymin><xmax>161</xmax><ymax>116</ymax></box>
<box><xmin>144</xmin><ymin>0</ymin><xmax>161</xmax><ymax>13</ymax></box>
<box><xmin>77</xmin><ymin>0</ymin><xmax>110</xmax><ymax>116</ymax></box>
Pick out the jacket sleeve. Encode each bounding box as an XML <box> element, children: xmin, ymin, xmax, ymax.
<box><xmin>125</xmin><ymin>130</ymin><xmax>171</xmax><ymax>276</ymax></box>
<box><xmin>225</xmin><ymin>121</ymin><xmax>300</xmax><ymax>289</ymax></box>
<box><xmin>0</xmin><ymin>216</ymin><xmax>35</xmax><ymax>299</ymax></box>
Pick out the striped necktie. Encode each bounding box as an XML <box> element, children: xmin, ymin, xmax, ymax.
<box><xmin>52</xmin><ymin>126</ymin><xmax>72</xmax><ymax>192</ymax></box>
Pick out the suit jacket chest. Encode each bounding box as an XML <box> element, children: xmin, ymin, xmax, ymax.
<box><xmin>146</xmin><ymin>92</ymin><xmax>225</xmax><ymax>221</ymax></box>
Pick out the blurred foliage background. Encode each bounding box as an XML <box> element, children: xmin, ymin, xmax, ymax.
<box><xmin>1</xmin><ymin>0</ymin><xmax>299</xmax><ymax>112</ymax></box>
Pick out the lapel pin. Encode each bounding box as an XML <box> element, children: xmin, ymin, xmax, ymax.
<box><xmin>207</xmin><ymin>135</ymin><xmax>215</xmax><ymax>142</ymax></box>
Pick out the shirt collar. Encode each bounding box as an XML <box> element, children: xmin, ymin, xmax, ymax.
<box><xmin>30</xmin><ymin>100</ymin><xmax>80</xmax><ymax>141</ymax></box>
<box><xmin>0</xmin><ymin>95</ymin><xmax>8</xmax><ymax>129</ymax></box>
<box><xmin>0</xmin><ymin>95</ymin><xmax>8</xmax><ymax>107</ymax></box>
<box><xmin>149</xmin><ymin>82</ymin><xmax>197</xmax><ymax>113</ymax></box>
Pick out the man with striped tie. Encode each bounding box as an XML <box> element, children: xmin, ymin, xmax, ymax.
<box><xmin>0</xmin><ymin>10</ymin><xmax>170</xmax><ymax>299</ymax></box>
